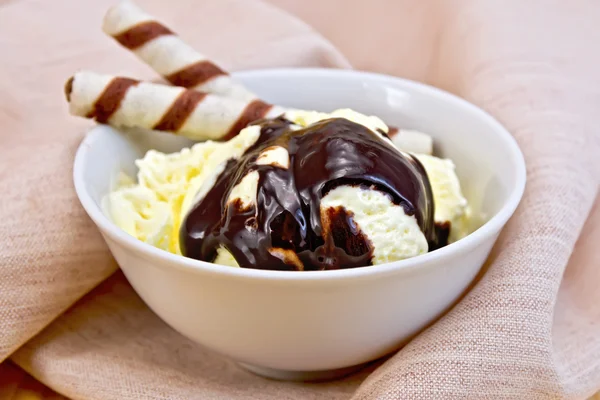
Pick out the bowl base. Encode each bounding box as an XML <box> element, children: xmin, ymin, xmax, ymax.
<box><xmin>238</xmin><ymin>362</ymin><xmax>368</xmax><ymax>382</ymax></box>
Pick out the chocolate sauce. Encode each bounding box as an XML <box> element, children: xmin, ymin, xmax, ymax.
<box><xmin>387</xmin><ymin>126</ymin><xmax>399</xmax><ymax>138</ymax></box>
<box><xmin>181</xmin><ymin>118</ymin><xmax>441</xmax><ymax>271</ymax></box>
<box><xmin>433</xmin><ymin>221</ymin><xmax>451</xmax><ymax>251</ymax></box>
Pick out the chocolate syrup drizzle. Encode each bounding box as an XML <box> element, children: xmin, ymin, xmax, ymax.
<box><xmin>181</xmin><ymin>118</ymin><xmax>443</xmax><ymax>271</ymax></box>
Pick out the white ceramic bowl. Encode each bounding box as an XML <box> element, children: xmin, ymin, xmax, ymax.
<box><xmin>73</xmin><ymin>68</ymin><xmax>526</xmax><ymax>381</ymax></box>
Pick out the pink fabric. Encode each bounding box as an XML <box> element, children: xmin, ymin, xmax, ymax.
<box><xmin>1</xmin><ymin>0</ymin><xmax>599</xmax><ymax>398</ymax></box>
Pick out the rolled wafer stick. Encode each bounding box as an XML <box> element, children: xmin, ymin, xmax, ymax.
<box><xmin>388</xmin><ymin>127</ymin><xmax>433</xmax><ymax>155</ymax></box>
<box><xmin>102</xmin><ymin>1</ymin><xmax>256</xmax><ymax>101</ymax></box>
<box><xmin>65</xmin><ymin>71</ymin><xmax>283</xmax><ymax>140</ymax></box>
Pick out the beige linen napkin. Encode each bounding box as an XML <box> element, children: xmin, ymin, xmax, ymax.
<box><xmin>1</xmin><ymin>0</ymin><xmax>599</xmax><ymax>399</ymax></box>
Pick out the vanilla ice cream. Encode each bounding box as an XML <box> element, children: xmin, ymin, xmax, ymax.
<box><xmin>285</xmin><ymin>108</ymin><xmax>389</xmax><ymax>135</ymax></box>
<box><xmin>105</xmin><ymin>126</ymin><xmax>260</xmax><ymax>254</ymax></box>
<box><xmin>414</xmin><ymin>154</ymin><xmax>470</xmax><ymax>242</ymax></box>
<box><xmin>286</xmin><ymin>108</ymin><xmax>434</xmax><ymax>155</ymax></box>
<box><xmin>107</xmin><ymin>176</ymin><xmax>173</xmax><ymax>251</ymax></box>
<box><xmin>320</xmin><ymin>185</ymin><xmax>428</xmax><ymax>264</ymax></box>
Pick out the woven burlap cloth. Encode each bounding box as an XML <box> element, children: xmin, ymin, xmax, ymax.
<box><xmin>1</xmin><ymin>0</ymin><xmax>599</xmax><ymax>398</ymax></box>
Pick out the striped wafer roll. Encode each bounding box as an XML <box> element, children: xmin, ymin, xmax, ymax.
<box><xmin>388</xmin><ymin>126</ymin><xmax>433</xmax><ymax>155</ymax></box>
<box><xmin>102</xmin><ymin>1</ymin><xmax>256</xmax><ymax>101</ymax></box>
<box><xmin>65</xmin><ymin>71</ymin><xmax>283</xmax><ymax>140</ymax></box>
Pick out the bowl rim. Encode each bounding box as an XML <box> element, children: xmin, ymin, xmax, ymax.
<box><xmin>73</xmin><ymin>67</ymin><xmax>526</xmax><ymax>282</ymax></box>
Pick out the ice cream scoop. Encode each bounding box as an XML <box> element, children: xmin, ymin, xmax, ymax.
<box><xmin>180</xmin><ymin>117</ymin><xmax>442</xmax><ymax>271</ymax></box>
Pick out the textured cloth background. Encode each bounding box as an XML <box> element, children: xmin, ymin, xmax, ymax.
<box><xmin>1</xmin><ymin>0</ymin><xmax>599</xmax><ymax>399</ymax></box>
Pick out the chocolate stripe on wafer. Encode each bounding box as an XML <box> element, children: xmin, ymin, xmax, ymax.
<box><xmin>153</xmin><ymin>90</ymin><xmax>207</xmax><ymax>132</ymax></box>
<box><xmin>165</xmin><ymin>60</ymin><xmax>227</xmax><ymax>89</ymax></box>
<box><xmin>224</xmin><ymin>100</ymin><xmax>273</xmax><ymax>140</ymax></box>
<box><xmin>388</xmin><ymin>127</ymin><xmax>433</xmax><ymax>155</ymax></box>
<box><xmin>85</xmin><ymin>77</ymin><xmax>139</xmax><ymax>123</ymax></box>
<box><xmin>113</xmin><ymin>21</ymin><xmax>173</xmax><ymax>50</ymax></box>
<box><xmin>388</xmin><ymin>126</ymin><xmax>399</xmax><ymax>137</ymax></box>
<box><xmin>64</xmin><ymin>76</ymin><xmax>75</xmax><ymax>101</ymax></box>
